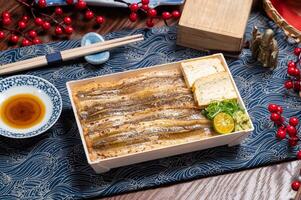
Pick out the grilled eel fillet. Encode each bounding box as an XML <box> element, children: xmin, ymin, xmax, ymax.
<box><xmin>89</xmin><ymin>119</ymin><xmax>212</xmax><ymax>148</ymax></box>
<box><xmin>84</xmin><ymin>108</ymin><xmax>204</xmax><ymax>132</ymax></box>
<box><xmin>75</xmin><ymin>69</ymin><xmax>182</xmax><ymax>97</ymax></box>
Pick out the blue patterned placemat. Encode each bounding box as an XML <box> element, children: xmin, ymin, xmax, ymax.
<box><xmin>1</xmin><ymin>12</ymin><xmax>301</xmax><ymax>199</ymax></box>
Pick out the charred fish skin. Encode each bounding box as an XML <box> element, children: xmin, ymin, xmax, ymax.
<box><xmin>79</xmin><ymin>94</ymin><xmax>196</xmax><ymax>120</ymax></box>
<box><xmin>78</xmin><ymin>86</ymin><xmax>191</xmax><ymax>109</ymax></box>
<box><xmin>77</xmin><ymin>76</ymin><xmax>185</xmax><ymax>100</ymax></box>
<box><xmin>89</xmin><ymin>119</ymin><xmax>212</xmax><ymax>146</ymax></box>
<box><xmin>92</xmin><ymin>125</ymin><xmax>210</xmax><ymax>148</ymax></box>
<box><xmin>76</xmin><ymin>69</ymin><xmax>182</xmax><ymax>97</ymax></box>
<box><xmin>84</xmin><ymin>108</ymin><xmax>205</xmax><ymax>132</ymax></box>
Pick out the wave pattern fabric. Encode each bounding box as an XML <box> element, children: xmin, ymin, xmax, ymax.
<box><xmin>0</xmin><ymin>12</ymin><xmax>300</xmax><ymax>199</ymax></box>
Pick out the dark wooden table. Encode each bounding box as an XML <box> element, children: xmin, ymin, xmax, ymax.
<box><xmin>1</xmin><ymin>1</ymin><xmax>300</xmax><ymax>200</ymax></box>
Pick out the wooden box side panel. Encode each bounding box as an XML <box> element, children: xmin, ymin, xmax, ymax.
<box><xmin>66</xmin><ymin>83</ymin><xmax>93</xmax><ymax>164</ymax></box>
<box><xmin>177</xmin><ymin>26</ymin><xmax>243</xmax><ymax>52</ymax></box>
<box><xmin>92</xmin><ymin>131</ymin><xmax>249</xmax><ymax>173</ymax></box>
<box><xmin>179</xmin><ymin>0</ymin><xmax>252</xmax><ymax>38</ymax></box>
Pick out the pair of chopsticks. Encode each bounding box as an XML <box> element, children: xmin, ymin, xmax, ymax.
<box><xmin>0</xmin><ymin>34</ymin><xmax>144</xmax><ymax>75</ymax></box>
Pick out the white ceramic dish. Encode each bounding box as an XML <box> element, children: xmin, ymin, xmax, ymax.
<box><xmin>0</xmin><ymin>75</ymin><xmax>62</xmax><ymax>139</ymax></box>
<box><xmin>67</xmin><ymin>54</ymin><xmax>254</xmax><ymax>173</ymax></box>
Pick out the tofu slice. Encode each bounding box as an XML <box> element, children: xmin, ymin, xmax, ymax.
<box><xmin>180</xmin><ymin>58</ymin><xmax>225</xmax><ymax>88</ymax></box>
<box><xmin>192</xmin><ymin>72</ymin><xmax>237</xmax><ymax>107</ymax></box>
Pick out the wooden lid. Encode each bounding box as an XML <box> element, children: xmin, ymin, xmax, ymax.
<box><xmin>179</xmin><ymin>0</ymin><xmax>252</xmax><ymax>39</ymax></box>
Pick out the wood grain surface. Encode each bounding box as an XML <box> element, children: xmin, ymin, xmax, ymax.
<box><xmin>0</xmin><ymin>1</ymin><xmax>176</xmax><ymax>50</ymax></box>
<box><xmin>101</xmin><ymin>161</ymin><xmax>301</xmax><ymax>200</ymax></box>
<box><xmin>177</xmin><ymin>0</ymin><xmax>253</xmax><ymax>52</ymax></box>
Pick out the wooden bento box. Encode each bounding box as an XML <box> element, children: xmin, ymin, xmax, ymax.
<box><xmin>67</xmin><ymin>54</ymin><xmax>254</xmax><ymax>173</ymax></box>
<box><xmin>177</xmin><ymin>0</ymin><xmax>253</xmax><ymax>52</ymax></box>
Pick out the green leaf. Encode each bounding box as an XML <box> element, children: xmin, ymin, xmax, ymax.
<box><xmin>202</xmin><ymin>99</ymin><xmax>242</xmax><ymax>120</ymax></box>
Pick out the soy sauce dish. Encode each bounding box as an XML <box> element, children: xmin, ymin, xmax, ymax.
<box><xmin>0</xmin><ymin>75</ymin><xmax>62</xmax><ymax>139</ymax></box>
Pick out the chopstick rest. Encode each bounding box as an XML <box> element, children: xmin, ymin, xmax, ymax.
<box><xmin>81</xmin><ymin>32</ymin><xmax>110</xmax><ymax>65</ymax></box>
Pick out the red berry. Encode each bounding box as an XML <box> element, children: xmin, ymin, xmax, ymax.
<box><xmin>141</xmin><ymin>4</ymin><xmax>149</xmax><ymax>11</ymax></box>
<box><xmin>129</xmin><ymin>3</ymin><xmax>139</xmax><ymax>12</ymax></box>
<box><xmin>9</xmin><ymin>34</ymin><xmax>19</xmax><ymax>44</ymax></box>
<box><xmin>64</xmin><ymin>17</ymin><xmax>72</xmax><ymax>25</ymax></box>
<box><xmin>141</xmin><ymin>0</ymin><xmax>149</xmax><ymax>5</ymax></box>
<box><xmin>292</xmin><ymin>180</ymin><xmax>301</xmax><ymax>191</ymax></box>
<box><xmin>268</xmin><ymin>104</ymin><xmax>278</xmax><ymax>113</ymax></box>
<box><xmin>0</xmin><ymin>31</ymin><xmax>5</xmax><ymax>39</ymax></box>
<box><xmin>38</xmin><ymin>0</ymin><xmax>47</xmax><ymax>8</ymax></box>
<box><xmin>288</xmin><ymin>66</ymin><xmax>296</xmax><ymax>76</ymax></box>
<box><xmin>146</xmin><ymin>18</ymin><xmax>154</xmax><ymax>27</ymax></box>
<box><xmin>28</xmin><ymin>30</ymin><xmax>37</xmax><ymax>38</ymax></box>
<box><xmin>85</xmin><ymin>10</ymin><xmax>94</xmax><ymax>20</ymax></box>
<box><xmin>289</xmin><ymin>117</ymin><xmax>299</xmax><ymax>127</ymax></box>
<box><xmin>2</xmin><ymin>11</ymin><xmax>10</xmax><ymax>19</ymax></box>
<box><xmin>287</xmin><ymin>125</ymin><xmax>297</xmax><ymax>137</ymax></box>
<box><xmin>289</xmin><ymin>137</ymin><xmax>298</xmax><ymax>147</ymax></box>
<box><xmin>148</xmin><ymin>9</ymin><xmax>157</xmax><ymax>17</ymax></box>
<box><xmin>95</xmin><ymin>16</ymin><xmax>105</xmax><ymax>25</ymax></box>
<box><xmin>172</xmin><ymin>10</ymin><xmax>181</xmax><ymax>19</ymax></box>
<box><xmin>22</xmin><ymin>15</ymin><xmax>29</xmax><ymax>22</ymax></box>
<box><xmin>284</xmin><ymin>80</ymin><xmax>293</xmax><ymax>89</ymax></box>
<box><xmin>276</xmin><ymin>106</ymin><xmax>283</xmax><ymax>114</ymax></box>
<box><xmin>2</xmin><ymin>17</ymin><xmax>11</xmax><ymax>26</ymax></box>
<box><xmin>55</xmin><ymin>26</ymin><xmax>63</xmax><ymax>35</ymax></box>
<box><xmin>42</xmin><ymin>21</ymin><xmax>51</xmax><ymax>30</ymax></box>
<box><xmin>64</xmin><ymin>26</ymin><xmax>73</xmax><ymax>35</ymax></box>
<box><xmin>297</xmin><ymin>150</ymin><xmax>301</xmax><ymax>160</ymax></box>
<box><xmin>294</xmin><ymin>47</ymin><xmax>301</xmax><ymax>56</ymax></box>
<box><xmin>288</xmin><ymin>61</ymin><xmax>296</xmax><ymax>68</ymax></box>
<box><xmin>21</xmin><ymin>38</ymin><xmax>31</xmax><ymax>47</ymax></box>
<box><xmin>162</xmin><ymin>12</ymin><xmax>172</xmax><ymax>20</ymax></box>
<box><xmin>33</xmin><ymin>38</ymin><xmax>42</xmax><ymax>44</ymax></box>
<box><xmin>76</xmin><ymin>0</ymin><xmax>86</xmax><ymax>10</ymax></box>
<box><xmin>294</xmin><ymin>68</ymin><xmax>301</xmax><ymax>77</ymax></box>
<box><xmin>276</xmin><ymin>129</ymin><xmax>286</xmax><ymax>140</ymax></box>
<box><xmin>34</xmin><ymin>18</ymin><xmax>44</xmax><ymax>26</ymax></box>
<box><xmin>66</xmin><ymin>0</ymin><xmax>73</xmax><ymax>5</ymax></box>
<box><xmin>275</xmin><ymin>117</ymin><xmax>285</xmax><ymax>126</ymax></box>
<box><xmin>294</xmin><ymin>81</ymin><xmax>301</xmax><ymax>91</ymax></box>
<box><xmin>270</xmin><ymin>113</ymin><xmax>281</xmax><ymax>122</ymax></box>
<box><xmin>18</xmin><ymin>21</ymin><xmax>27</xmax><ymax>30</ymax></box>
<box><xmin>55</xmin><ymin>7</ymin><xmax>63</xmax><ymax>15</ymax></box>
<box><xmin>129</xmin><ymin>12</ymin><xmax>138</xmax><ymax>22</ymax></box>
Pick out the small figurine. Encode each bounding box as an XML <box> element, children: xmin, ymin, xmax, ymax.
<box><xmin>250</xmin><ymin>26</ymin><xmax>279</xmax><ymax>69</ymax></box>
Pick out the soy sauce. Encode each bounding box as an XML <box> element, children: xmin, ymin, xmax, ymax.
<box><xmin>0</xmin><ymin>94</ymin><xmax>46</xmax><ymax>129</ymax></box>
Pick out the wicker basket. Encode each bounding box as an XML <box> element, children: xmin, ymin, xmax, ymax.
<box><xmin>264</xmin><ymin>0</ymin><xmax>301</xmax><ymax>42</ymax></box>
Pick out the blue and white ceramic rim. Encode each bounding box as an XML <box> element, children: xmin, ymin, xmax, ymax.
<box><xmin>0</xmin><ymin>75</ymin><xmax>62</xmax><ymax>139</ymax></box>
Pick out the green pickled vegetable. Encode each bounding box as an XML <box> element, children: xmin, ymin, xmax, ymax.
<box><xmin>202</xmin><ymin>99</ymin><xmax>242</xmax><ymax>120</ymax></box>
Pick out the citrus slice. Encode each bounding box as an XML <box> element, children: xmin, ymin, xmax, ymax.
<box><xmin>213</xmin><ymin>112</ymin><xmax>235</xmax><ymax>134</ymax></box>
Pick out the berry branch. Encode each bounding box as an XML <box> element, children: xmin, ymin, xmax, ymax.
<box><xmin>0</xmin><ymin>0</ymin><xmax>105</xmax><ymax>47</ymax></box>
<box><xmin>284</xmin><ymin>48</ymin><xmax>301</xmax><ymax>92</ymax></box>
<box><xmin>268</xmin><ymin>103</ymin><xmax>301</xmax><ymax>192</ymax></box>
